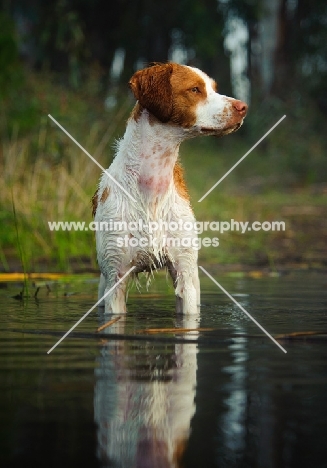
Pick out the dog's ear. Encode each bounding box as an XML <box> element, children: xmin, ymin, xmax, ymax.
<box><xmin>129</xmin><ymin>63</ymin><xmax>174</xmax><ymax>123</ymax></box>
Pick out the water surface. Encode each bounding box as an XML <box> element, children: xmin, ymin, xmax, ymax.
<box><xmin>0</xmin><ymin>271</ymin><xmax>326</xmax><ymax>468</ymax></box>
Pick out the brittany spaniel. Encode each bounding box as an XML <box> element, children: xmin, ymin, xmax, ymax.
<box><xmin>93</xmin><ymin>63</ymin><xmax>247</xmax><ymax>314</ymax></box>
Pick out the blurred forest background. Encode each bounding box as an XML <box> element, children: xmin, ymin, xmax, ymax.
<box><xmin>0</xmin><ymin>0</ymin><xmax>326</xmax><ymax>272</ymax></box>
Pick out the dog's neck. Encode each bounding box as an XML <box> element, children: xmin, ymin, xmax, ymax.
<box><xmin>115</xmin><ymin>108</ymin><xmax>186</xmax><ymax>197</ymax></box>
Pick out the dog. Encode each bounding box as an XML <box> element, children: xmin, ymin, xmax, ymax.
<box><xmin>92</xmin><ymin>63</ymin><xmax>247</xmax><ymax>314</ymax></box>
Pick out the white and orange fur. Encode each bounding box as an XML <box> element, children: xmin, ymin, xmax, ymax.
<box><xmin>93</xmin><ymin>63</ymin><xmax>247</xmax><ymax>315</ymax></box>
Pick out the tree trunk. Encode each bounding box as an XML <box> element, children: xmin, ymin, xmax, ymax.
<box><xmin>259</xmin><ymin>0</ymin><xmax>282</xmax><ymax>96</ymax></box>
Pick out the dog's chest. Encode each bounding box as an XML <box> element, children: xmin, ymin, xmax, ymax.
<box><xmin>136</xmin><ymin>140</ymin><xmax>178</xmax><ymax>196</ymax></box>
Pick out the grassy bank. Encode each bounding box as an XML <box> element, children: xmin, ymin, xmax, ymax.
<box><xmin>1</xmin><ymin>72</ymin><xmax>326</xmax><ymax>272</ymax></box>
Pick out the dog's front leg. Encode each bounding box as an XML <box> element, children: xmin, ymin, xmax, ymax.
<box><xmin>98</xmin><ymin>271</ymin><xmax>128</xmax><ymax>314</ymax></box>
<box><xmin>169</xmin><ymin>253</ymin><xmax>200</xmax><ymax>315</ymax></box>
<box><xmin>175</xmin><ymin>271</ymin><xmax>200</xmax><ymax>315</ymax></box>
<box><xmin>105</xmin><ymin>279</ymin><xmax>127</xmax><ymax>314</ymax></box>
<box><xmin>98</xmin><ymin>273</ymin><xmax>106</xmax><ymax>304</ymax></box>
<box><xmin>167</xmin><ymin>260</ymin><xmax>183</xmax><ymax>314</ymax></box>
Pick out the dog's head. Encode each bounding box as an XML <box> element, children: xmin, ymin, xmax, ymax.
<box><xmin>129</xmin><ymin>63</ymin><xmax>247</xmax><ymax>136</ymax></box>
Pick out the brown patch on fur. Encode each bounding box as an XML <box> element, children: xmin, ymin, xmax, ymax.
<box><xmin>169</xmin><ymin>64</ymin><xmax>208</xmax><ymax>128</ymax></box>
<box><xmin>91</xmin><ymin>190</ymin><xmax>98</xmax><ymax>217</ymax></box>
<box><xmin>129</xmin><ymin>63</ymin><xmax>174</xmax><ymax>123</ymax></box>
<box><xmin>100</xmin><ymin>187</ymin><xmax>110</xmax><ymax>203</ymax></box>
<box><xmin>173</xmin><ymin>162</ymin><xmax>189</xmax><ymax>201</ymax></box>
<box><xmin>92</xmin><ymin>187</ymin><xmax>110</xmax><ymax>217</ymax></box>
<box><xmin>173</xmin><ymin>437</ymin><xmax>188</xmax><ymax>467</ymax></box>
<box><xmin>161</xmin><ymin>149</ymin><xmax>171</xmax><ymax>159</ymax></box>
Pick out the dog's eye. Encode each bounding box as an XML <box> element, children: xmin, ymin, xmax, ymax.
<box><xmin>190</xmin><ymin>87</ymin><xmax>200</xmax><ymax>93</ymax></box>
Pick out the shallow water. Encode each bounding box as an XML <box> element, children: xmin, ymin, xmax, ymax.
<box><xmin>0</xmin><ymin>271</ymin><xmax>327</xmax><ymax>468</ymax></box>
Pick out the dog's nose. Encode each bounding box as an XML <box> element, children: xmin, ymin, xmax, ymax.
<box><xmin>233</xmin><ymin>100</ymin><xmax>248</xmax><ymax>117</ymax></box>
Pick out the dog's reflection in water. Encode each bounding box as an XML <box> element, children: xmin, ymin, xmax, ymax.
<box><xmin>94</xmin><ymin>314</ymin><xmax>199</xmax><ymax>468</ymax></box>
